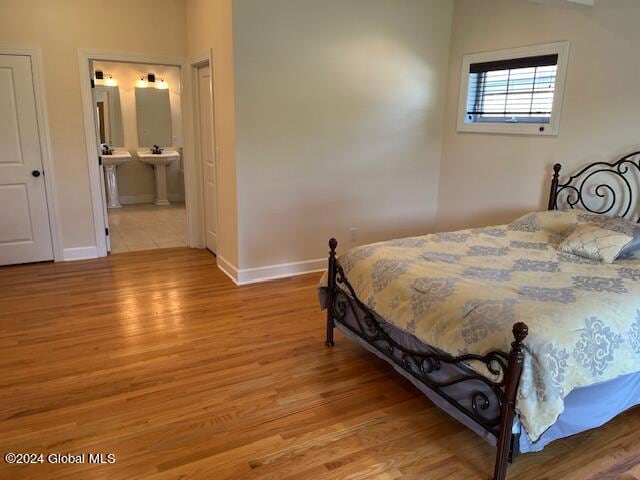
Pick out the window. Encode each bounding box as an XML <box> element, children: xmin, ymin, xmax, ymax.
<box><xmin>457</xmin><ymin>42</ymin><xmax>569</xmax><ymax>135</ymax></box>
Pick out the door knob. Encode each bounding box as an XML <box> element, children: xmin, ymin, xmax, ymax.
<box><xmin>32</xmin><ymin>170</ymin><xmax>41</xmax><ymax>178</ymax></box>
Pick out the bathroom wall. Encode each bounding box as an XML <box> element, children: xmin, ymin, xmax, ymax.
<box><xmin>93</xmin><ymin>61</ymin><xmax>184</xmax><ymax>203</ymax></box>
<box><xmin>0</xmin><ymin>0</ymin><xmax>186</xmax><ymax>252</ymax></box>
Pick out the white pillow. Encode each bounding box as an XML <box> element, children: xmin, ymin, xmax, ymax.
<box><xmin>558</xmin><ymin>224</ymin><xmax>634</xmax><ymax>264</ymax></box>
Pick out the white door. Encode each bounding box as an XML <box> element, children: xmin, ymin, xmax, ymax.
<box><xmin>198</xmin><ymin>65</ymin><xmax>217</xmax><ymax>253</ymax></box>
<box><xmin>90</xmin><ymin>62</ymin><xmax>110</xmax><ymax>252</ymax></box>
<box><xmin>0</xmin><ymin>55</ymin><xmax>53</xmax><ymax>265</ymax></box>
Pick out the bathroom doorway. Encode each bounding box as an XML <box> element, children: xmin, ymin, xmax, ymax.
<box><xmin>90</xmin><ymin>60</ymin><xmax>187</xmax><ymax>253</ymax></box>
<box><xmin>79</xmin><ymin>50</ymin><xmax>219</xmax><ymax>260</ymax></box>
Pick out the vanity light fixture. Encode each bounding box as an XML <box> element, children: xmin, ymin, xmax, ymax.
<box><xmin>94</xmin><ymin>70</ymin><xmax>104</xmax><ymax>86</ymax></box>
<box><xmin>104</xmin><ymin>74</ymin><xmax>118</xmax><ymax>87</ymax></box>
<box><xmin>136</xmin><ymin>76</ymin><xmax>148</xmax><ymax>88</ymax></box>
<box><xmin>155</xmin><ymin>78</ymin><xmax>169</xmax><ymax>90</ymax></box>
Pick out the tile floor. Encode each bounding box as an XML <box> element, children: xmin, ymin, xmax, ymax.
<box><xmin>107</xmin><ymin>203</ymin><xmax>187</xmax><ymax>253</ymax></box>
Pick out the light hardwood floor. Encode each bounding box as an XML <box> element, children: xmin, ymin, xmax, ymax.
<box><xmin>1</xmin><ymin>248</ymin><xmax>639</xmax><ymax>480</ymax></box>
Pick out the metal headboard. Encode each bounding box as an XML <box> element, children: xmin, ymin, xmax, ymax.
<box><xmin>548</xmin><ymin>150</ymin><xmax>640</xmax><ymax>223</ymax></box>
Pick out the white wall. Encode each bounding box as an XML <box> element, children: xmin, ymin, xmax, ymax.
<box><xmin>232</xmin><ymin>0</ymin><xmax>454</xmax><ymax>270</ymax></box>
<box><xmin>93</xmin><ymin>61</ymin><xmax>184</xmax><ymax>202</ymax></box>
<box><xmin>0</xmin><ymin>0</ymin><xmax>186</xmax><ymax>250</ymax></box>
<box><xmin>186</xmin><ymin>0</ymin><xmax>239</xmax><ymax>268</ymax></box>
<box><xmin>7</xmin><ymin>0</ymin><xmax>636</xmax><ymax>273</ymax></box>
<box><xmin>436</xmin><ymin>0</ymin><xmax>640</xmax><ymax>232</ymax></box>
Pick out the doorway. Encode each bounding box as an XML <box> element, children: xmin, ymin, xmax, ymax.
<box><xmin>90</xmin><ymin>59</ymin><xmax>187</xmax><ymax>253</ymax></box>
<box><xmin>79</xmin><ymin>50</ymin><xmax>219</xmax><ymax>259</ymax></box>
<box><xmin>0</xmin><ymin>51</ymin><xmax>59</xmax><ymax>266</ymax></box>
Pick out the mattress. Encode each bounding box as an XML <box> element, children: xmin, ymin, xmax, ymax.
<box><xmin>319</xmin><ymin>210</ymin><xmax>640</xmax><ymax>442</ymax></box>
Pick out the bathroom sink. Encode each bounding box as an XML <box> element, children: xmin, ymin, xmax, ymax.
<box><xmin>101</xmin><ymin>150</ymin><xmax>132</xmax><ymax>208</ymax></box>
<box><xmin>137</xmin><ymin>149</ymin><xmax>180</xmax><ymax>166</ymax></box>
<box><xmin>101</xmin><ymin>150</ymin><xmax>132</xmax><ymax>167</ymax></box>
<box><xmin>136</xmin><ymin>149</ymin><xmax>180</xmax><ymax>205</ymax></box>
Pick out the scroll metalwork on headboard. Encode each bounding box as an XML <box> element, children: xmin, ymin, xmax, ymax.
<box><xmin>548</xmin><ymin>150</ymin><xmax>640</xmax><ymax>223</ymax></box>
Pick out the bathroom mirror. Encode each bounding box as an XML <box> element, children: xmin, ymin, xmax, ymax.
<box><xmin>94</xmin><ymin>85</ymin><xmax>124</xmax><ymax>147</ymax></box>
<box><xmin>135</xmin><ymin>87</ymin><xmax>172</xmax><ymax>147</ymax></box>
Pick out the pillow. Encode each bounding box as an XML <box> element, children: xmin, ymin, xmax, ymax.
<box><xmin>511</xmin><ymin>210</ymin><xmax>640</xmax><ymax>256</ymax></box>
<box><xmin>622</xmin><ymin>235</ymin><xmax>640</xmax><ymax>258</ymax></box>
<box><xmin>558</xmin><ymin>224</ymin><xmax>634</xmax><ymax>264</ymax></box>
<box><xmin>509</xmin><ymin>211</ymin><xmax>582</xmax><ymax>235</ymax></box>
<box><xmin>574</xmin><ymin>212</ymin><xmax>640</xmax><ymax>257</ymax></box>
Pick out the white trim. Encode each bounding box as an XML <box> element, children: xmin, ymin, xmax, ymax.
<box><xmin>182</xmin><ymin>56</ymin><xmax>204</xmax><ymax>248</ymax></box>
<box><xmin>216</xmin><ymin>255</ymin><xmax>325</xmax><ymax>286</ymax></box>
<box><xmin>118</xmin><ymin>195</ymin><xmax>155</xmax><ymax>204</ymax></box>
<box><xmin>216</xmin><ymin>255</ymin><xmax>239</xmax><ymax>285</ymax></box>
<box><xmin>189</xmin><ymin>53</ymin><xmax>210</xmax><ymax>67</ymax></box>
<box><xmin>182</xmin><ymin>55</ymin><xmax>204</xmax><ymax>249</ymax></box>
<box><xmin>240</xmin><ymin>258</ymin><xmax>326</xmax><ymax>285</ymax></box>
<box><xmin>456</xmin><ymin>41</ymin><xmax>570</xmax><ymax>136</ymax></box>
<box><xmin>77</xmin><ymin>49</ymin><xmax>185</xmax><ymax>68</ymax></box>
<box><xmin>77</xmin><ymin>49</ymin><xmax>192</xmax><ymax>258</ymax></box>
<box><xmin>182</xmin><ymin>50</ymin><xmax>219</xmax><ymax>252</ymax></box>
<box><xmin>0</xmin><ymin>45</ymin><xmax>63</xmax><ymax>262</ymax></box>
<box><xmin>78</xmin><ymin>51</ymin><xmax>108</xmax><ymax>257</ymax></box>
<box><xmin>63</xmin><ymin>246</ymin><xmax>98</xmax><ymax>261</ymax></box>
<box><xmin>200</xmin><ymin>54</ymin><xmax>219</xmax><ymax>253</ymax></box>
<box><xmin>118</xmin><ymin>194</ymin><xmax>184</xmax><ymax>205</ymax></box>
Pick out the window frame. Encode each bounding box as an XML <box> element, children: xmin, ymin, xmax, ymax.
<box><xmin>456</xmin><ymin>41</ymin><xmax>570</xmax><ymax>136</ymax></box>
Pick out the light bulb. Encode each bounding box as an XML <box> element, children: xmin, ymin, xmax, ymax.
<box><xmin>104</xmin><ymin>74</ymin><xmax>118</xmax><ymax>87</ymax></box>
<box><xmin>136</xmin><ymin>76</ymin><xmax>148</xmax><ymax>88</ymax></box>
<box><xmin>155</xmin><ymin>78</ymin><xmax>169</xmax><ymax>90</ymax></box>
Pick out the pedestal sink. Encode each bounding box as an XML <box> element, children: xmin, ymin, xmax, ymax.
<box><xmin>137</xmin><ymin>149</ymin><xmax>180</xmax><ymax>206</ymax></box>
<box><xmin>101</xmin><ymin>150</ymin><xmax>132</xmax><ymax>208</ymax></box>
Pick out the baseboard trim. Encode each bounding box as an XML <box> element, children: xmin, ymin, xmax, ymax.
<box><xmin>63</xmin><ymin>246</ymin><xmax>98</xmax><ymax>261</ymax></box>
<box><xmin>216</xmin><ymin>255</ymin><xmax>239</xmax><ymax>285</ymax></box>
<box><xmin>237</xmin><ymin>258</ymin><xmax>326</xmax><ymax>285</ymax></box>
<box><xmin>118</xmin><ymin>194</ymin><xmax>184</xmax><ymax>205</ymax></box>
<box><xmin>216</xmin><ymin>255</ymin><xmax>326</xmax><ymax>286</ymax></box>
<box><xmin>119</xmin><ymin>194</ymin><xmax>155</xmax><ymax>205</ymax></box>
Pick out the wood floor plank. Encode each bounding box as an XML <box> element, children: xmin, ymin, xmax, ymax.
<box><xmin>0</xmin><ymin>247</ymin><xmax>638</xmax><ymax>479</ymax></box>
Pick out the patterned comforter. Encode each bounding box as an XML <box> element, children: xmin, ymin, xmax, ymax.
<box><xmin>319</xmin><ymin>211</ymin><xmax>640</xmax><ymax>441</ymax></box>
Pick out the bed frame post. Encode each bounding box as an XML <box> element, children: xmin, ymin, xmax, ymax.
<box><xmin>325</xmin><ymin>238</ymin><xmax>338</xmax><ymax>347</ymax></box>
<box><xmin>493</xmin><ymin>322</ymin><xmax>529</xmax><ymax>480</ymax></box>
<box><xmin>547</xmin><ymin>163</ymin><xmax>562</xmax><ymax>211</ymax></box>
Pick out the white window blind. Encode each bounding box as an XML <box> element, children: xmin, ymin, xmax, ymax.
<box><xmin>465</xmin><ymin>54</ymin><xmax>558</xmax><ymax>124</ymax></box>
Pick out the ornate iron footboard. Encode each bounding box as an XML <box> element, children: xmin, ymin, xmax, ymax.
<box><xmin>324</xmin><ymin>238</ymin><xmax>528</xmax><ymax>480</ymax></box>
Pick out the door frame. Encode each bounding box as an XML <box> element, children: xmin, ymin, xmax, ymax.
<box><xmin>184</xmin><ymin>50</ymin><xmax>220</xmax><ymax>251</ymax></box>
<box><xmin>0</xmin><ymin>45</ymin><xmax>63</xmax><ymax>261</ymax></box>
<box><xmin>77</xmin><ymin>49</ymin><xmax>199</xmax><ymax>257</ymax></box>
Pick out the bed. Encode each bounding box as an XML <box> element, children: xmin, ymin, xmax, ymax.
<box><xmin>319</xmin><ymin>152</ymin><xmax>640</xmax><ymax>480</ymax></box>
